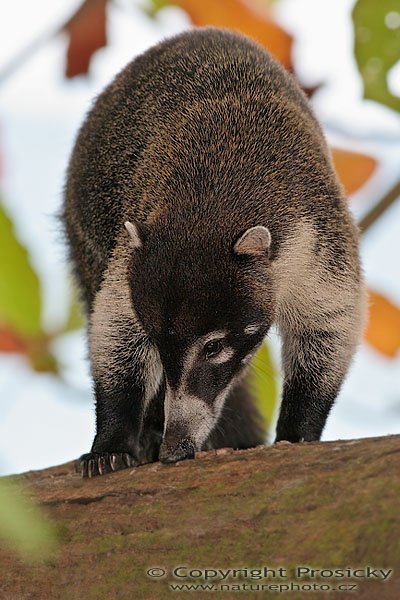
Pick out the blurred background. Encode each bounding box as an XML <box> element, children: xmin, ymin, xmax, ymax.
<box><xmin>0</xmin><ymin>0</ymin><xmax>399</xmax><ymax>476</ymax></box>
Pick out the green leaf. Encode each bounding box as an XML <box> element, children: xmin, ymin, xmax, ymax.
<box><xmin>352</xmin><ymin>0</ymin><xmax>400</xmax><ymax>113</ymax></box>
<box><xmin>248</xmin><ymin>340</ymin><xmax>278</xmax><ymax>436</ymax></box>
<box><xmin>0</xmin><ymin>479</ymin><xmax>57</xmax><ymax>561</ymax></box>
<box><xmin>62</xmin><ymin>286</ymin><xmax>85</xmax><ymax>333</ymax></box>
<box><xmin>0</xmin><ymin>200</ymin><xmax>42</xmax><ymax>336</ymax></box>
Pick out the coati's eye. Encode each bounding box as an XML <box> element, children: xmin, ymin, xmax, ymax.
<box><xmin>204</xmin><ymin>339</ymin><xmax>223</xmax><ymax>359</ymax></box>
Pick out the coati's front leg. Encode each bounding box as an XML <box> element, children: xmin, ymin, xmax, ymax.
<box><xmin>80</xmin><ymin>377</ymin><xmax>144</xmax><ymax>477</ymax></box>
<box><xmin>79</xmin><ymin>251</ymin><xmax>164</xmax><ymax>477</ymax></box>
<box><xmin>275</xmin><ymin>270</ymin><xmax>366</xmax><ymax>443</ymax></box>
<box><xmin>81</xmin><ymin>379</ymin><xmax>164</xmax><ymax>476</ymax></box>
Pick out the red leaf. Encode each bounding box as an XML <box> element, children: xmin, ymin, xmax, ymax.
<box><xmin>300</xmin><ymin>82</ymin><xmax>322</xmax><ymax>99</ymax></box>
<box><xmin>0</xmin><ymin>328</ymin><xmax>59</xmax><ymax>373</ymax></box>
<box><xmin>0</xmin><ymin>328</ymin><xmax>27</xmax><ymax>353</ymax></box>
<box><xmin>63</xmin><ymin>0</ymin><xmax>108</xmax><ymax>79</ymax></box>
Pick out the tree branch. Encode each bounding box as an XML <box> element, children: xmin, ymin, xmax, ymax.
<box><xmin>359</xmin><ymin>177</ymin><xmax>400</xmax><ymax>234</ymax></box>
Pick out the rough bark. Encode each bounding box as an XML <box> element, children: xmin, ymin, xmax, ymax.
<box><xmin>0</xmin><ymin>434</ymin><xmax>399</xmax><ymax>600</ymax></box>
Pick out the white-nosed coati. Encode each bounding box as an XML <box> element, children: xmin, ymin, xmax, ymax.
<box><xmin>63</xmin><ymin>27</ymin><xmax>366</xmax><ymax>477</ymax></box>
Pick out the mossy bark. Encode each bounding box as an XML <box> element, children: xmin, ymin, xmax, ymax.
<box><xmin>0</xmin><ymin>435</ymin><xmax>399</xmax><ymax>599</ymax></box>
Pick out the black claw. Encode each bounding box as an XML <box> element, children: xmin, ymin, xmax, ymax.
<box><xmin>122</xmin><ymin>453</ymin><xmax>137</xmax><ymax>468</ymax></box>
<box><xmin>78</xmin><ymin>451</ymin><xmax>137</xmax><ymax>478</ymax></box>
<box><xmin>97</xmin><ymin>456</ymin><xmax>105</xmax><ymax>475</ymax></box>
<box><xmin>110</xmin><ymin>454</ymin><xmax>116</xmax><ymax>471</ymax></box>
<box><xmin>110</xmin><ymin>453</ymin><xmax>122</xmax><ymax>471</ymax></box>
<box><xmin>87</xmin><ymin>458</ymin><xmax>96</xmax><ymax>478</ymax></box>
<box><xmin>98</xmin><ymin>455</ymin><xmax>110</xmax><ymax>475</ymax></box>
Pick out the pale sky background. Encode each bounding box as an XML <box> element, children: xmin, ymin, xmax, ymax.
<box><xmin>0</xmin><ymin>0</ymin><xmax>399</xmax><ymax>475</ymax></box>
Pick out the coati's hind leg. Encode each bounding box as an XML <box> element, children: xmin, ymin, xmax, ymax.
<box><xmin>207</xmin><ymin>371</ymin><xmax>266</xmax><ymax>450</ymax></box>
<box><xmin>275</xmin><ymin>269</ymin><xmax>366</xmax><ymax>443</ymax></box>
<box><xmin>79</xmin><ymin>249</ymin><xmax>164</xmax><ymax>477</ymax></box>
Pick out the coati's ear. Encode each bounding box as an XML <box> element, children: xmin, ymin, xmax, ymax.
<box><xmin>233</xmin><ymin>226</ymin><xmax>271</xmax><ymax>257</ymax></box>
<box><xmin>124</xmin><ymin>221</ymin><xmax>142</xmax><ymax>249</ymax></box>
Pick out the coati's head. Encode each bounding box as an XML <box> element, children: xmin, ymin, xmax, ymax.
<box><xmin>125</xmin><ymin>218</ymin><xmax>273</xmax><ymax>463</ymax></box>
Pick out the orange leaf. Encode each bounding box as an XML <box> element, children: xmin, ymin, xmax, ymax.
<box><xmin>0</xmin><ymin>328</ymin><xmax>59</xmax><ymax>373</ymax></box>
<box><xmin>331</xmin><ymin>148</ymin><xmax>376</xmax><ymax>196</ymax></box>
<box><xmin>173</xmin><ymin>0</ymin><xmax>293</xmax><ymax>70</ymax></box>
<box><xmin>365</xmin><ymin>291</ymin><xmax>400</xmax><ymax>358</ymax></box>
<box><xmin>0</xmin><ymin>327</ymin><xmax>27</xmax><ymax>353</ymax></box>
<box><xmin>63</xmin><ymin>0</ymin><xmax>108</xmax><ymax>79</ymax></box>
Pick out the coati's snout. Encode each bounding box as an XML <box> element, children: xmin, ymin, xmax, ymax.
<box><xmin>158</xmin><ymin>349</ymin><xmax>245</xmax><ymax>463</ymax></box>
<box><xmin>159</xmin><ymin>436</ymin><xmax>195</xmax><ymax>464</ymax></box>
<box><xmin>157</xmin><ymin>319</ymin><xmax>271</xmax><ymax>462</ymax></box>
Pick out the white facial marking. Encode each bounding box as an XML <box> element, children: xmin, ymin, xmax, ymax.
<box><xmin>209</xmin><ymin>346</ymin><xmax>234</xmax><ymax>364</ymax></box>
<box><xmin>203</xmin><ymin>331</ymin><xmax>227</xmax><ymax>345</ymax></box>
<box><xmin>244</xmin><ymin>323</ymin><xmax>261</xmax><ymax>335</ymax></box>
<box><xmin>163</xmin><ymin>382</ymin><xmax>215</xmax><ymax>448</ymax></box>
<box><xmin>241</xmin><ymin>352</ymin><xmax>253</xmax><ymax>365</ymax></box>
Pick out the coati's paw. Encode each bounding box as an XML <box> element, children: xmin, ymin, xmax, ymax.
<box><xmin>78</xmin><ymin>452</ymin><xmax>138</xmax><ymax>478</ymax></box>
